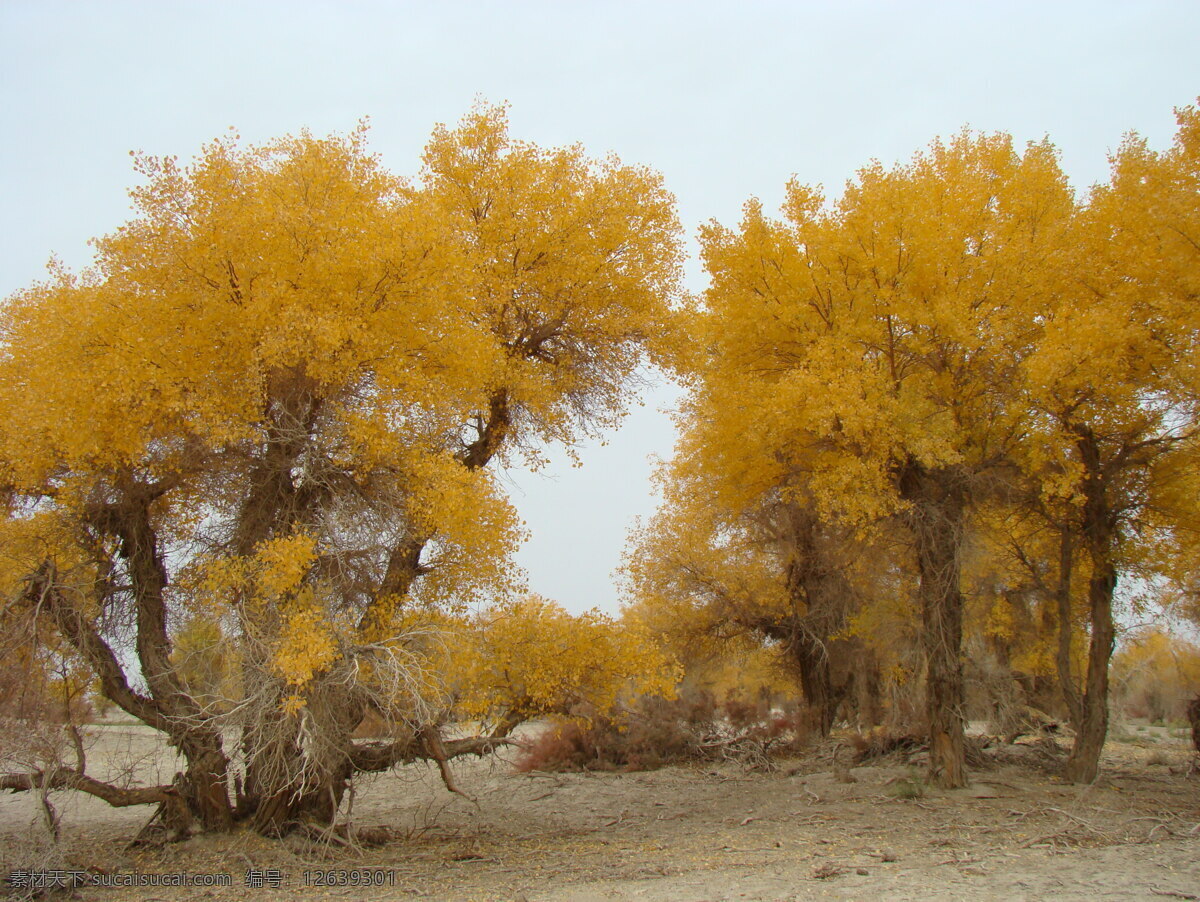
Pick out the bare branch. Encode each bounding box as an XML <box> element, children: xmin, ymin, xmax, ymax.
<box><xmin>0</xmin><ymin>767</ymin><xmax>173</xmax><ymax>808</ymax></box>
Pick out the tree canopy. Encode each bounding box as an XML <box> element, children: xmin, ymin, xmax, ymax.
<box><xmin>628</xmin><ymin>102</ymin><xmax>1200</xmax><ymax>786</ymax></box>
<box><xmin>3</xmin><ymin>98</ymin><xmax>1199</xmax><ymax>837</ymax></box>
<box><xmin>0</xmin><ymin>104</ymin><xmax>684</xmax><ymax>833</ymax></box>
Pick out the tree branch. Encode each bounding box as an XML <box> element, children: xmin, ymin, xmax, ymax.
<box><xmin>21</xmin><ymin>561</ymin><xmax>168</xmax><ymax>732</ymax></box>
<box><xmin>458</xmin><ymin>388</ymin><xmax>511</xmax><ymax>471</ymax></box>
<box><xmin>1</xmin><ymin>767</ymin><xmax>173</xmax><ymax>808</ymax></box>
<box><xmin>347</xmin><ymin>732</ymin><xmax>513</xmax><ymax>774</ymax></box>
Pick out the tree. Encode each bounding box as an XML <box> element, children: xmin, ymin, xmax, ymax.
<box><xmin>1110</xmin><ymin>628</ymin><xmax>1200</xmax><ymax>724</ymax></box>
<box><xmin>0</xmin><ymin>105</ymin><xmax>683</xmax><ymax>834</ymax></box>
<box><xmin>965</xmin><ymin>500</ymin><xmax>1087</xmax><ymax>726</ymax></box>
<box><xmin>622</xmin><ymin>421</ymin><xmax>882</xmax><ymax>736</ymax></box>
<box><xmin>687</xmin><ymin>132</ymin><xmax>1075</xmax><ymax>786</ymax></box>
<box><xmin>449</xmin><ymin>595</ymin><xmax>680</xmax><ymax>732</ymax></box>
<box><xmin>1019</xmin><ymin>100</ymin><xmax>1200</xmax><ymax>782</ymax></box>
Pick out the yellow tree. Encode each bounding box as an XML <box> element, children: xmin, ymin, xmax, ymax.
<box><xmin>1111</xmin><ymin>629</ymin><xmax>1200</xmax><ymax>724</ymax></box>
<box><xmin>961</xmin><ymin>501</ymin><xmax>1087</xmax><ymax>731</ymax></box>
<box><xmin>692</xmin><ymin>132</ymin><xmax>1075</xmax><ymax>786</ymax></box>
<box><xmin>1020</xmin><ymin>100</ymin><xmax>1200</xmax><ymax>782</ymax></box>
<box><xmin>0</xmin><ymin>106</ymin><xmax>683</xmax><ymax>834</ymax></box>
<box><xmin>622</xmin><ymin>416</ymin><xmax>884</xmax><ymax>736</ymax></box>
<box><xmin>450</xmin><ymin>596</ymin><xmax>680</xmax><ymax>732</ymax></box>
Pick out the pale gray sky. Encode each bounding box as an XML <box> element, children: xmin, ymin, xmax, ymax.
<box><xmin>2</xmin><ymin>1</ymin><xmax>1197</xmax><ymax>613</ymax></box>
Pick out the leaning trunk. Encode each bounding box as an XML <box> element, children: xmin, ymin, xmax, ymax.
<box><xmin>24</xmin><ymin>533</ymin><xmax>238</xmax><ymax>836</ymax></box>
<box><xmin>901</xmin><ymin>463</ymin><xmax>968</xmax><ymax>789</ymax></box>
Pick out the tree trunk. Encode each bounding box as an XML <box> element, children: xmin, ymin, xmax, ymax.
<box><xmin>1063</xmin><ymin>428</ymin><xmax>1117</xmax><ymax>784</ymax></box>
<box><xmin>175</xmin><ymin>730</ymin><xmax>234</xmax><ymax>832</ymax></box>
<box><xmin>776</xmin><ymin>504</ymin><xmax>856</xmax><ymax>738</ymax></box>
<box><xmin>243</xmin><ymin>776</ymin><xmax>349</xmax><ymax>836</ymax></box>
<box><xmin>1054</xmin><ymin>527</ymin><xmax>1084</xmax><ymax>727</ymax></box>
<box><xmin>237</xmin><ymin>709</ymin><xmax>354</xmax><ymax>835</ymax></box>
<box><xmin>1063</xmin><ymin>558</ymin><xmax>1116</xmax><ymax>782</ymax></box>
<box><xmin>1187</xmin><ymin>695</ymin><xmax>1200</xmax><ymax>755</ymax></box>
<box><xmin>854</xmin><ymin>649</ymin><xmax>883</xmax><ymax>729</ymax></box>
<box><xmin>790</xmin><ymin>635</ymin><xmax>835</xmax><ymax>736</ymax></box>
<box><xmin>900</xmin><ymin>463</ymin><xmax>968</xmax><ymax>789</ymax></box>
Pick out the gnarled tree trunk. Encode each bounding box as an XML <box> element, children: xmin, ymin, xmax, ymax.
<box><xmin>774</xmin><ymin>504</ymin><xmax>857</xmax><ymax>737</ymax></box>
<box><xmin>900</xmin><ymin>462</ymin><xmax>968</xmax><ymax>789</ymax></box>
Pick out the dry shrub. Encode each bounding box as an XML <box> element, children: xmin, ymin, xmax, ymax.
<box><xmin>516</xmin><ymin>691</ymin><xmax>811</xmax><ymax>773</ymax></box>
<box><xmin>887</xmin><ymin>769</ymin><xmax>927</xmax><ymax>800</ymax></box>
<box><xmin>0</xmin><ymin>650</ymin><xmax>93</xmax><ymax>871</ymax></box>
<box><xmin>850</xmin><ymin>727</ymin><xmax>1002</xmax><ymax>771</ymax></box>
<box><xmin>0</xmin><ymin>716</ymin><xmax>79</xmax><ymax>899</ymax></box>
<box><xmin>514</xmin><ymin>721</ymin><xmax>595</xmax><ymax>772</ymax></box>
<box><xmin>849</xmin><ymin>727</ymin><xmax>925</xmax><ymax>765</ymax></box>
<box><xmin>515</xmin><ymin>697</ymin><xmax>699</xmax><ymax>773</ymax></box>
<box><xmin>985</xmin><ymin>735</ymin><xmax>1066</xmax><ymax>772</ymax></box>
<box><xmin>721</xmin><ymin>694</ymin><xmax>759</xmax><ymax>730</ymax></box>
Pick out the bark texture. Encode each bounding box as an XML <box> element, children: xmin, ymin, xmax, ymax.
<box><xmin>1063</xmin><ymin>428</ymin><xmax>1117</xmax><ymax>784</ymax></box>
<box><xmin>1054</xmin><ymin>528</ymin><xmax>1084</xmax><ymax>728</ymax></box>
<box><xmin>900</xmin><ymin>461</ymin><xmax>968</xmax><ymax>789</ymax></box>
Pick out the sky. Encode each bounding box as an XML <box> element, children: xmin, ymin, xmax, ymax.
<box><xmin>1</xmin><ymin>0</ymin><xmax>1197</xmax><ymax>614</ymax></box>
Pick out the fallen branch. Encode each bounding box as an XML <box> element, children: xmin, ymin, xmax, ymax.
<box><xmin>1042</xmin><ymin>806</ymin><xmax>1115</xmax><ymax>839</ymax></box>
<box><xmin>1150</xmin><ymin>888</ymin><xmax>1199</xmax><ymax>901</ymax></box>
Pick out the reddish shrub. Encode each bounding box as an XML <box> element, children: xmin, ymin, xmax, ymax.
<box><xmin>515</xmin><ymin>692</ymin><xmax>812</xmax><ymax>773</ymax></box>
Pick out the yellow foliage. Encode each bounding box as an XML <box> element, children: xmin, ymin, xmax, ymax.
<box><xmin>169</xmin><ymin>614</ymin><xmax>241</xmax><ymax>711</ymax></box>
<box><xmin>271</xmin><ymin>600</ymin><xmax>341</xmax><ymax>687</ymax></box>
<box><xmin>693</xmin><ymin>130</ymin><xmax>1075</xmax><ymax>526</ymax></box>
<box><xmin>644</xmin><ymin>107</ymin><xmax>1200</xmax><ymax>746</ymax></box>
<box><xmin>0</xmin><ymin>104</ymin><xmax>683</xmax><ymax>737</ymax></box>
<box><xmin>1113</xmin><ymin>629</ymin><xmax>1200</xmax><ymax>722</ymax></box>
<box><xmin>254</xmin><ymin>535</ymin><xmax>320</xmax><ymax>599</ymax></box>
<box><xmin>452</xmin><ymin>596</ymin><xmax>681</xmax><ymax>725</ymax></box>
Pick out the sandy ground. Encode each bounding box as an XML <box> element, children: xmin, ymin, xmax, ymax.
<box><xmin>2</xmin><ymin>722</ymin><xmax>1198</xmax><ymax>901</ymax></box>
